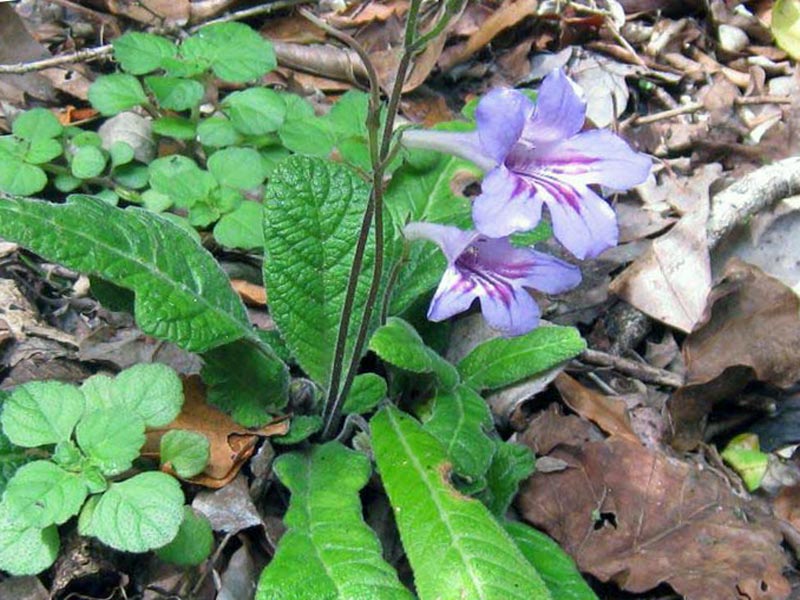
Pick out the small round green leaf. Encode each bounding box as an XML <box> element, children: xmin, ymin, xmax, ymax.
<box><xmin>148</xmin><ymin>155</ymin><xmax>215</xmax><ymax>206</ymax></box>
<box><xmin>197</xmin><ymin>117</ymin><xmax>241</xmax><ymax>147</ymax></box>
<box><xmin>112</xmin><ymin>162</ymin><xmax>149</xmax><ymax>189</ymax></box>
<box><xmin>24</xmin><ymin>137</ymin><xmax>63</xmax><ymax>164</ymax></box>
<box><xmin>207</xmin><ymin>147</ymin><xmax>265</xmax><ymax>189</ymax></box>
<box><xmin>145</xmin><ymin>76</ymin><xmax>205</xmax><ymax>111</ymax></box>
<box><xmin>75</xmin><ymin>409</ymin><xmax>146</xmax><ymax>476</ymax></box>
<box><xmin>89</xmin><ymin>74</ymin><xmax>148</xmax><ymax>116</ymax></box>
<box><xmin>273</xmin><ymin>415</ymin><xmax>323</xmax><ymax>446</ymax></box>
<box><xmin>141</xmin><ymin>189</ymin><xmax>173</xmax><ymax>212</ymax></box>
<box><xmin>343</xmin><ymin>373</ymin><xmax>387</xmax><ymax>415</ymax></box>
<box><xmin>181</xmin><ymin>22</ymin><xmax>276</xmax><ymax>83</ymax></box>
<box><xmin>112</xmin><ymin>363</ymin><xmax>184</xmax><ymax>427</ymax></box>
<box><xmin>0</xmin><ymin>504</ymin><xmax>59</xmax><ymax>576</ymax></box>
<box><xmin>109</xmin><ymin>141</ymin><xmax>135</xmax><ymax>167</ymax></box>
<box><xmin>0</xmin><ymin>160</ymin><xmax>47</xmax><ymax>196</ymax></box>
<box><xmin>222</xmin><ymin>88</ymin><xmax>285</xmax><ymax>135</ymax></box>
<box><xmin>12</xmin><ymin>108</ymin><xmax>63</xmax><ymax>140</ymax></box>
<box><xmin>80</xmin><ymin>374</ymin><xmax>115</xmax><ymax>412</ymax></box>
<box><xmin>84</xmin><ymin>472</ymin><xmax>184</xmax><ymax>553</ymax></box>
<box><xmin>160</xmin><ymin>430</ymin><xmax>209</xmax><ymax>478</ymax></box>
<box><xmin>152</xmin><ymin>117</ymin><xmax>197</xmax><ymax>140</ymax></box>
<box><xmin>3</xmin><ymin>460</ymin><xmax>88</xmax><ymax>527</ymax></box>
<box><xmin>71</xmin><ymin>145</ymin><xmax>107</xmax><ymax>179</ymax></box>
<box><xmin>70</xmin><ymin>130</ymin><xmax>103</xmax><ymax>148</ymax></box>
<box><xmin>54</xmin><ymin>173</ymin><xmax>81</xmax><ymax>192</ymax></box>
<box><xmin>1</xmin><ymin>381</ymin><xmax>85</xmax><ymax>447</ymax></box>
<box><xmin>212</xmin><ymin>202</ymin><xmax>264</xmax><ymax>250</ymax></box>
<box><xmin>156</xmin><ymin>506</ymin><xmax>214</xmax><ymax>566</ymax></box>
<box><xmin>113</xmin><ymin>32</ymin><xmax>177</xmax><ymax>75</ymax></box>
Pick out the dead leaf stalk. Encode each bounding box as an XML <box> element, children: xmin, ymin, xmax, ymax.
<box><xmin>631</xmin><ymin>102</ymin><xmax>704</xmax><ymax>126</ymax></box>
<box><xmin>579</xmin><ymin>348</ymin><xmax>684</xmax><ymax>388</ymax></box>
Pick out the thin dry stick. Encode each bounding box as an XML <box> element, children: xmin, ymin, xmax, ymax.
<box><xmin>631</xmin><ymin>102</ymin><xmax>704</xmax><ymax>125</ymax></box>
<box><xmin>578</xmin><ymin>348</ymin><xmax>684</xmax><ymax>388</ymax></box>
<box><xmin>734</xmin><ymin>95</ymin><xmax>793</xmax><ymax>106</ymax></box>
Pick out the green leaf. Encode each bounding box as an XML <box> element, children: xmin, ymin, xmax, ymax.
<box><xmin>109</xmin><ymin>140</ymin><xmax>135</xmax><ymax>168</ymax></box>
<box><xmin>148</xmin><ymin>155</ymin><xmax>216</xmax><ymax>207</ymax></box>
<box><xmin>145</xmin><ymin>76</ymin><xmax>205</xmax><ymax>111</ymax></box>
<box><xmin>71</xmin><ymin>145</ymin><xmax>107</xmax><ymax>179</ymax></box>
<box><xmin>222</xmin><ymin>88</ymin><xmax>285</xmax><ymax>135</ymax></box>
<box><xmin>772</xmin><ymin>0</ymin><xmax>800</xmax><ymax>59</ymax></box>
<box><xmin>89</xmin><ymin>74</ymin><xmax>148</xmax><ymax>116</ymax></box>
<box><xmin>160</xmin><ymin>430</ymin><xmax>209</xmax><ymax>478</ymax></box>
<box><xmin>272</xmin><ymin>415</ymin><xmax>323</xmax><ymax>446</ymax></box>
<box><xmin>510</xmin><ymin>221</ymin><xmax>553</xmax><ymax>247</ymax></box>
<box><xmin>256</xmin><ymin>442</ymin><xmax>413</xmax><ymax>600</ymax></box>
<box><xmin>25</xmin><ymin>138</ymin><xmax>63</xmax><ymax>164</ymax></box>
<box><xmin>54</xmin><ymin>173</ymin><xmax>82</xmax><ymax>192</ymax></box>
<box><xmin>113</xmin><ymin>32</ymin><xmax>177</xmax><ymax>75</ymax></box>
<box><xmin>208</xmin><ymin>147</ymin><xmax>265</xmax><ymax>189</ymax></box>
<box><xmin>12</xmin><ymin>108</ymin><xmax>63</xmax><ymax>140</ymax></box>
<box><xmin>504</xmin><ymin>521</ymin><xmax>598</xmax><ymax>600</ymax></box>
<box><xmin>156</xmin><ymin>506</ymin><xmax>214</xmax><ymax>566</ymax></box>
<box><xmin>0</xmin><ymin>432</ymin><xmax>31</xmax><ymax>497</ymax></box>
<box><xmin>369</xmin><ymin>317</ymin><xmax>458</xmax><ymax>389</ymax></box>
<box><xmin>0</xmin><ymin>503</ymin><xmax>59</xmax><ymax>576</ymax></box>
<box><xmin>0</xmin><ymin>195</ymin><xmax>263</xmax><ymax>355</ymax></box>
<box><xmin>343</xmin><ymin>373</ymin><xmax>387</xmax><ymax>415</ymax></box>
<box><xmin>370</xmin><ymin>406</ymin><xmax>551</xmax><ymax>600</ymax></box>
<box><xmin>422</xmin><ymin>386</ymin><xmax>494</xmax><ymax>481</ymax></box>
<box><xmin>113</xmin><ymin>162</ymin><xmax>149</xmax><ymax>189</ymax></box>
<box><xmin>458</xmin><ymin>326</ymin><xmax>586</xmax><ymax>391</ymax></box>
<box><xmin>201</xmin><ymin>338</ymin><xmax>289</xmax><ymax>425</ymax></box>
<box><xmin>197</xmin><ymin>116</ymin><xmax>242</xmax><ymax>147</ymax></box>
<box><xmin>278</xmin><ymin>117</ymin><xmax>335</xmax><ymax>157</ymax></box>
<box><xmin>721</xmin><ymin>433</ymin><xmax>768</xmax><ymax>492</ymax></box>
<box><xmin>3</xmin><ymin>461</ymin><xmax>87</xmax><ymax>527</ymax></box>
<box><xmin>213</xmin><ymin>202</ymin><xmax>264</xmax><ymax>250</ymax></box>
<box><xmin>1</xmin><ymin>381</ymin><xmax>85</xmax><ymax>447</ymax></box>
<box><xmin>180</xmin><ymin>22</ymin><xmax>277</xmax><ymax>83</ymax></box>
<box><xmin>0</xmin><ymin>159</ymin><xmax>47</xmax><ymax>196</ymax></box>
<box><xmin>70</xmin><ymin>130</ymin><xmax>103</xmax><ymax>147</ymax></box>
<box><xmin>111</xmin><ymin>363</ymin><xmax>184</xmax><ymax>427</ymax></box>
<box><xmin>478</xmin><ymin>441</ymin><xmax>535</xmax><ymax>516</ymax></box>
<box><xmin>263</xmin><ymin>156</ymin><xmax>379</xmax><ymax>388</ymax></box>
<box><xmin>75</xmin><ymin>409</ymin><xmax>146</xmax><ymax>476</ymax></box>
<box><xmin>81</xmin><ymin>472</ymin><xmax>184</xmax><ymax>553</ymax></box>
<box><xmin>141</xmin><ymin>189</ymin><xmax>172</xmax><ymax>212</ymax></box>
<box><xmin>152</xmin><ymin>116</ymin><xmax>197</xmax><ymax>140</ymax></box>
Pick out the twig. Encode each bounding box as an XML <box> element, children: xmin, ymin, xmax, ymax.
<box><xmin>578</xmin><ymin>348</ymin><xmax>684</xmax><ymax>388</ymax></box>
<box><xmin>200</xmin><ymin>0</ymin><xmax>309</xmax><ymax>27</ymax></box>
<box><xmin>631</xmin><ymin>102</ymin><xmax>704</xmax><ymax>125</ymax></box>
<box><xmin>734</xmin><ymin>95</ymin><xmax>793</xmax><ymax>106</ymax></box>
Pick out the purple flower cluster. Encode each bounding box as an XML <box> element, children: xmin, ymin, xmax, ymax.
<box><xmin>402</xmin><ymin>69</ymin><xmax>651</xmax><ymax>336</ymax></box>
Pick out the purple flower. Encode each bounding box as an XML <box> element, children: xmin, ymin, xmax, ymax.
<box><xmin>404</xmin><ymin>222</ymin><xmax>581</xmax><ymax>336</ymax></box>
<box><xmin>402</xmin><ymin>70</ymin><xmax>651</xmax><ymax>259</ymax></box>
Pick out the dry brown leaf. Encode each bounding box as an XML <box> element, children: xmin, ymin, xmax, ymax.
<box><xmin>262</xmin><ymin>15</ymin><xmax>328</xmax><ymax>44</ymax></box>
<box><xmin>609</xmin><ymin>184</ymin><xmax>711</xmax><ymax>333</ymax></box>
<box><xmin>518</xmin><ymin>435</ymin><xmax>791</xmax><ymax>599</ymax></box>
<box><xmin>328</xmin><ymin>1</ymin><xmax>408</xmax><ymax>27</ymax></box>
<box><xmin>143</xmin><ymin>376</ymin><xmax>288</xmax><ymax>488</ymax></box>
<box><xmin>554</xmin><ymin>373</ymin><xmax>639</xmax><ymax>442</ymax></box>
<box><xmin>231</xmin><ymin>279</ymin><xmax>267</xmax><ymax>307</ymax></box>
<box><xmin>0</xmin><ymin>5</ymin><xmax>56</xmax><ymax>105</ymax></box>
<box><xmin>97</xmin><ymin>0</ymin><xmax>190</xmax><ymax>25</ymax></box>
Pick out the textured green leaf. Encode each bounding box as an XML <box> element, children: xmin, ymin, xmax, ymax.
<box><xmin>181</xmin><ymin>22</ymin><xmax>276</xmax><ymax>83</ymax></box>
<box><xmin>279</xmin><ymin>117</ymin><xmax>335</xmax><ymax>157</ymax></box>
<box><xmin>113</xmin><ymin>32</ymin><xmax>177</xmax><ymax>74</ymax></box>
<box><xmin>458</xmin><ymin>326</ymin><xmax>586</xmax><ymax>391</ymax></box>
<box><xmin>208</xmin><ymin>147</ymin><xmax>265</xmax><ymax>189</ymax></box>
<box><xmin>478</xmin><ymin>441</ymin><xmax>535</xmax><ymax>516</ymax></box>
<box><xmin>223</xmin><ymin>88</ymin><xmax>285</xmax><ymax>135</ymax></box>
<box><xmin>371</xmin><ymin>406</ymin><xmax>551</xmax><ymax>600</ymax></box>
<box><xmin>71</xmin><ymin>145</ymin><xmax>107</xmax><ymax>179</ymax></box>
<box><xmin>1</xmin><ymin>381</ymin><xmax>85</xmax><ymax>447</ymax></box>
<box><xmin>369</xmin><ymin>317</ymin><xmax>458</xmax><ymax>389</ymax></box>
<box><xmin>0</xmin><ymin>195</ymin><xmax>267</xmax><ymax>356</ymax></box>
<box><xmin>109</xmin><ymin>141</ymin><xmax>134</xmax><ymax>167</ymax></box>
<box><xmin>75</xmin><ymin>409</ymin><xmax>145</xmax><ymax>476</ymax></box>
<box><xmin>263</xmin><ymin>156</ymin><xmax>379</xmax><ymax>389</ymax></box>
<box><xmin>3</xmin><ymin>461</ymin><xmax>87</xmax><ymax>527</ymax></box>
<box><xmin>148</xmin><ymin>155</ymin><xmax>215</xmax><ymax>207</ymax></box>
<box><xmin>213</xmin><ymin>202</ymin><xmax>264</xmax><ymax>250</ymax></box>
<box><xmin>202</xmin><ymin>338</ymin><xmax>289</xmax><ymax>425</ymax></box>
<box><xmin>343</xmin><ymin>373</ymin><xmax>387</xmax><ymax>415</ymax></box>
<box><xmin>0</xmin><ymin>436</ymin><xmax>30</xmax><ymax>497</ymax></box>
<box><xmin>160</xmin><ymin>430</ymin><xmax>210</xmax><ymax>478</ymax></box>
<box><xmin>81</xmin><ymin>472</ymin><xmax>183</xmax><ymax>552</ymax></box>
<box><xmin>156</xmin><ymin>506</ymin><xmax>214</xmax><ymax>566</ymax></box>
<box><xmin>256</xmin><ymin>442</ymin><xmax>413</xmax><ymax>600</ymax></box>
<box><xmin>197</xmin><ymin>116</ymin><xmax>242</xmax><ymax>147</ymax></box>
<box><xmin>145</xmin><ymin>76</ymin><xmax>205</xmax><ymax>111</ymax></box>
<box><xmin>422</xmin><ymin>386</ymin><xmax>494</xmax><ymax>481</ymax></box>
<box><xmin>0</xmin><ymin>159</ymin><xmax>46</xmax><ymax>196</ymax></box>
<box><xmin>25</xmin><ymin>138</ymin><xmax>63</xmax><ymax>164</ymax></box>
<box><xmin>0</xmin><ymin>503</ymin><xmax>59</xmax><ymax>576</ymax></box>
<box><xmin>504</xmin><ymin>521</ymin><xmax>598</xmax><ymax>600</ymax></box>
<box><xmin>152</xmin><ymin>116</ymin><xmax>197</xmax><ymax>140</ymax></box>
<box><xmin>111</xmin><ymin>363</ymin><xmax>184</xmax><ymax>427</ymax></box>
<box><xmin>89</xmin><ymin>74</ymin><xmax>148</xmax><ymax>116</ymax></box>
<box><xmin>272</xmin><ymin>415</ymin><xmax>323</xmax><ymax>446</ymax></box>
<box><xmin>12</xmin><ymin>108</ymin><xmax>63</xmax><ymax>140</ymax></box>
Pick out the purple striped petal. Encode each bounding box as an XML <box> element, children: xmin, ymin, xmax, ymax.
<box><xmin>428</xmin><ymin>266</ymin><xmax>481</xmax><ymax>322</ymax></box>
<box><xmin>479</xmin><ymin>288</ymin><xmax>541</xmax><ymax>336</ymax></box>
<box><xmin>521</xmin><ymin>69</ymin><xmax>586</xmax><ymax>145</ymax></box>
<box><xmin>404</xmin><ymin>222</ymin><xmax>479</xmax><ymax>263</ymax></box>
<box><xmin>543</xmin><ymin>184</ymin><xmax>619</xmax><ymax>259</ymax></box>
<box><xmin>472</xmin><ymin>166</ymin><xmax>544</xmax><ymax>238</ymax></box>
<box><xmin>533</xmin><ymin>129</ymin><xmax>652</xmax><ymax>190</ymax></box>
<box><xmin>475</xmin><ymin>88</ymin><xmax>532</xmax><ymax>164</ymax></box>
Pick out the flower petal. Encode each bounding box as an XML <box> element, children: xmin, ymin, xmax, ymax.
<box><xmin>400</xmin><ymin>129</ymin><xmax>495</xmax><ymax>171</ymax></box>
<box><xmin>479</xmin><ymin>286</ymin><xmax>541</xmax><ymax>337</ymax></box>
<box><xmin>475</xmin><ymin>88</ymin><xmax>532</xmax><ymax>164</ymax></box>
<box><xmin>472</xmin><ymin>166</ymin><xmax>544</xmax><ymax>238</ymax></box>
<box><xmin>516</xmin><ymin>249</ymin><xmax>583</xmax><ymax>294</ymax></box>
<box><xmin>535</xmin><ymin>129</ymin><xmax>651</xmax><ymax>190</ymax></box>
<box><xmin>427</xmin><ymin>266</ymin><xmax>480</xmax><ymax>322</ymax></box>
<box><xmin>542</xmin><ymin>183</ymin><xmax>618</xmax><ymax>259</ymax></box>
<box><xmin>522</xmin><ymin>69</ymin><xmax>586</xmax><ymax>145</ymax></box>
<box><xmin>404</xmin><ymin>222</ymin><xmax>479</xmax><ymax>263</ymax></box>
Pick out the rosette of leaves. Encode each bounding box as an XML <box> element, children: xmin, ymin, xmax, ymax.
<box><xmin>0</xmin><ymin>364</ymin><xmax>212</xmax><ymax>575</ymax></box>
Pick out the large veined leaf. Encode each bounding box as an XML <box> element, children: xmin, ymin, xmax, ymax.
<box><xmin>263</xmin><ymin>156</ymin><xmax>382</xmax><ymax>389</ymax></box>
<box><xmin>458</xmin><ymin>325</ymin><xmax>586</xmax><ymax>391</ymax></box>
<box><xmin>504</xmin><ymin>521</ymin><xmax>599</xmax><ymax>600</ymax></box>
<box><xmin>256</xmin><ymin>442</ymin><xmax>413</xmax><ymax>600</ymax></box>
<box><xmin>478</xmin><ymin>440</ymin><xmax>535</xmax><ymax>516</ymax></box>
<box><xmin>0</xmin><ymin>195</ymin><xmax>278</xmax><ymax>359</ymax></box>
<box><xmin>422</xmin><ymin>385</ymin><xmax>494</xmax><ymax>482</ymax></box>
<box><xmin>371</xmin><ymin>406</ymin><xmax>552</xmax><ymax>600</ymax></box>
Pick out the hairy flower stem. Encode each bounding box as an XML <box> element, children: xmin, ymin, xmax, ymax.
<box><xmin>322</xmin><ymin>0</ymin><xmax>425</xmax><ymax>439</ymax></box>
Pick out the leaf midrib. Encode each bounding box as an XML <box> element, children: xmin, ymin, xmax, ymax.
<box><xmin>462</xmin><ymin>337</ymin><xmax>573</xmax><ymax>388</ymax></box>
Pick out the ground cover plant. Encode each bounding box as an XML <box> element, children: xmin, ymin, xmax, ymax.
<box><xmin>1</xmin><ymin>0</ymin><xmax>800</xmax><ymax>598</ymax></box>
